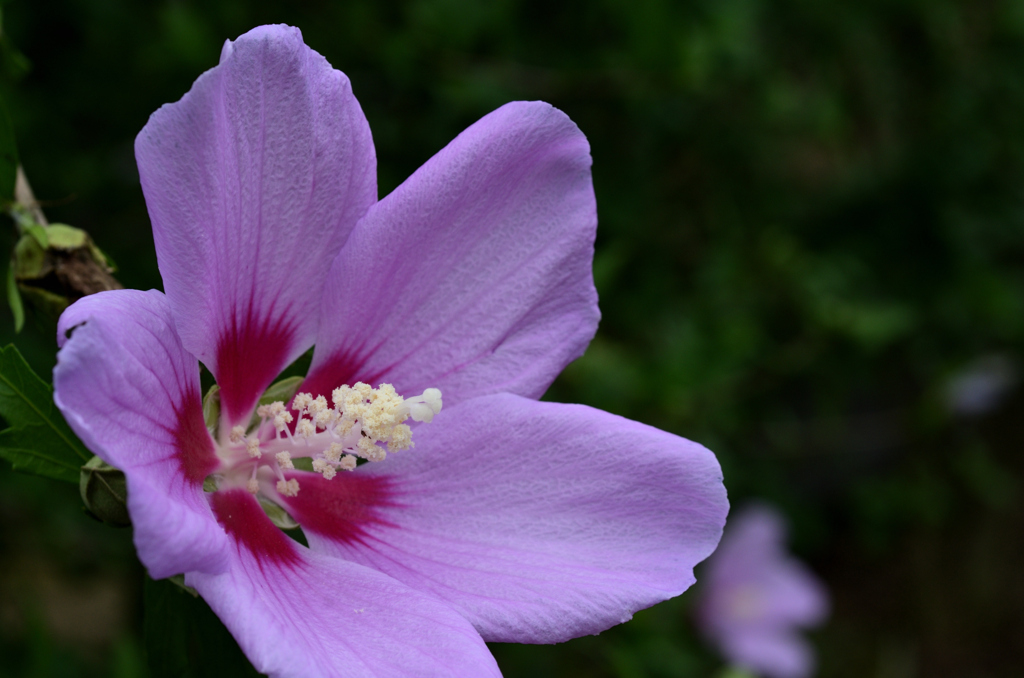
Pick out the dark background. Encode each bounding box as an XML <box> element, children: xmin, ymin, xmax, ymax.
<box><xmin>1</xmin><ymin>0</ymin><xmax>1022</xmax><ymax>676</ymax></box>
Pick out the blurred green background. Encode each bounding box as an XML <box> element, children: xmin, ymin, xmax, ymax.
<box><xmin>1</xmin><ymin>0</ymin><xmax>1023</xmax><ymax>676</ymax></box>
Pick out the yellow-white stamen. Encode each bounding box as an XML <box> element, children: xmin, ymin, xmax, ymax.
<box><xmin>217</xmin><ymin>383</ymin><xmax>442</xmax><ymax>496</ymax></box>
<box><xmin>312</xmin><ymin>458</ymin><xmax>337</xmax><ymax>480</ymax></box>
<box><xmin>276</xmin><ymin>478</ymin><xmax>300</xmax><ymax>497</ymax></box>
<box><xmin>296</xmin><ymin>419</ymin><xmax>316</xmax><ymax>439</ymax></box>
<box><xmin>229</xmin><ymin>425</ymin><xmax>246</xmax><ymax>444</ymax></box>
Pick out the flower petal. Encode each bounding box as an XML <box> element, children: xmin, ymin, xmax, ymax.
<box><xmin>722</xmin><ymin>629</ymin><xmax>816</xmax><ymax>678</ymax></box>
<box><xmin>701</xmin><ymin>505</ymin><xmax>829</xmax><ymax>629</ymax></box>
<box><xmin>54</xmin><ymin>290</ymin><xmax>230</xmax><ymax>578</ymax></box>
<box><xmin>135</xmin><ymin>24</ymin><xmax>376</xmax><ymax>424</ymax></box>
<box><xmin>302</xmin><ymin>101</ymin><xmax>598</xmax><ymax>408</ymax></box>
<box><xmin>188</xmin><ymin>489</ymin><xmax>501</xmax><ymax>678</ymax></box>
<box><xmin>281</xmin><ymin>393</ymin><xmax>728</xmax><ymax>643</ymax></box>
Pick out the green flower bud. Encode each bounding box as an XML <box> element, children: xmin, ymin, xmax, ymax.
<box><xmin>79</xmin><ymin>455</ymin><xmax>130</xmax><ymax>527</ymax></box>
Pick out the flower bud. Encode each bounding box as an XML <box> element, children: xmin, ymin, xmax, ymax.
<box><xmin>79</xmin><ymin>455</ymin><xmax>130</xmax><ymax>527</ymax></box>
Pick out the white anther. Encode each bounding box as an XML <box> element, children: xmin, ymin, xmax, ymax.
<box><xmin>357</xmin><ymin>436</ymin><xmax>386</xmax><ymax>462</ymax></box>
<box><xmin>314</xmin><ymin>408</ymin><xmax>337</xmax><ymax>430</ymax></box>
<box><xmin>273</xmin><ymin>410</ymin><xmax>293</xmax><ymax>432</ymax></box>
<box><xmin>276</xmin><ymin>478</ymin><xmax>300</xmax><ymax>497</ymax></box>
<box><xmin>324</xmin><ymin>442</ymin><xmax>344</xmax><ymax>463</ymax></box>
<box><xmin>296</xmin><ymin>419</ymin><xmax>316</xmax><ymax>439</ymax></box>
<box><xmin>256</xmin><ymin>404</ymin><xmax>271</xmax><ymax>418</ymax></box>
<box><xmin>246</xmin><ymin>478</ymin><xmax>260</xmax><ymax>494</ymax></box>
<box><xmin>293</xmin><ymin>393</ymin><xmax>313</xmax><ymax>412</ymax></box>
<box><xmin>339</xmin><ymin>455</ymin><xmax>357</xmax><ymax>471</ymax></box>
<box><xmin>229</xmin><ymin>425</ymin><xmax>246</xmax><ymax>444</ymax></box>
<box><xmin>276</xmin><ymin>451</ymin><xmax>294</xmax><ymax>470</ymax></box>
<box><xmin>309</xmin><ymin>395</ymin><xmax>329</xmax><ymax>415</ymax></box>
<box><xmin>388</xmin><ymin>424</ymin><xmax>412</xmax><ymax>452</ymax></box>
<box><xmin>245</xmin><ymin>436</ymin><xmax>262</xmax><ymax>458</ymax></box>
<box><xmin>312</xmin><ymin>458</ymin><xmax>337</xmax><ymax>480</ymax></box>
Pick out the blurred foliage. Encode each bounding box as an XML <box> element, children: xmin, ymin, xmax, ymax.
<box><xmin>0</xmin><ymin>0</ymin><xmax>1022</xmax><ymax>676</ymax></box>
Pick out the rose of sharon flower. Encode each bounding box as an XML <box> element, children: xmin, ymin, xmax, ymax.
<box><xmin>696</xmin><ymin>505</ymin><xmax>829</xmax><ymax>678</ymax></box>
<box><xmin>53</xmin><ymin>24</ymin><xmax>728</xmax><ymax>677</ymax></box>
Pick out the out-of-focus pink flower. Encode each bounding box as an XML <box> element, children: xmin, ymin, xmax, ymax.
<box><xmin>944</xmin><ymin>354</ymin><xmax>1017</xmax><ymax>417</ymax></box>
<box><xmin>52</xmin><ymin>24</ymin><xmax>729</xmax><ymax>677</ymax></box>
<box><xmin>697</xmin><ymin>505</ymin><xmax>829</xmax><ymax>678</ymax></box>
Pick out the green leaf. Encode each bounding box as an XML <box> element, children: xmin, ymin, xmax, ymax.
<box><xmin>0</xmin><ymin>344</ymin><xmax>90</xmax><ymax>479</ymax></box>
<box><xmin>0</xmin><ymin>423</ymin><xmax>80</xmax><ymax>482</ymax></box>
<box><xmin>6</xmin><ymin>265</ymin><xmax>22</xmax><ymax>332</ymax></box>
<box><xmin>0</xmin><ymin>92</ymin><xmax>16</xmax><ymax>202</ymax></box>
<box><xmin>144</xmin><ymin>576</ymin><xmax>264</xmax><ymax>678</ymax></box>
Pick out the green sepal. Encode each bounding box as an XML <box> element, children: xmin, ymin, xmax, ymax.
<box><xmin>257</xmin><ymin>496</ymin><xmax>299</xmax><ymax>530</ymax></box>
<box><xmin>12</xmin><ymin>231</ymin><xmax>47</xmax><ymax>279</ymax></box>
<box><xmin>17</xmin><ymin>284</ymin><xmax>69</xmax><ymax>320</ymax></box>
<box><xmin>257</xmin><ymin>375</ymin><xmax>303</xmax><ymax>408</ymax></box>
<box><xmin>25</xmin><ymin>223</ymin><xmax>48</xmax><ymax>249</ymax></box>
<box><xmin>246</xmin><ymin>375</ymin><xmax>303</xmax><ymax>430</ymax></box>
<box><xmin>6</xmin><ymin>264</ymin><xmax>22</xmax><ymax>332</ymax></box>
<box><xmin>167</xmin><ymin>574</ymin><xmax>198</xmax><ymax>597</ymax></box>
<box><xmin>79</xmin><ymin>455</ymin><xmax>130</xmax><ymax>527</ymax></box>
<box><xmin>202</xmin><ymin>383</ymin><xmax>220</xmax><ymax>434</ymax></box>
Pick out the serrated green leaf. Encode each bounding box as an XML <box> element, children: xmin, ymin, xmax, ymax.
<box><xmin>144</xmin><ymin>576</ymin><xmax>264</xmax><ymax>678</ymax></box>
<box><xmin>0</xmin><ymin>344</ymin><xmax>90</xmax><ymax>475</ymax></box>
<box><xmin>0</xmin><ymin>423</ymin><xmax>80</xmax><ymax>482</ymax></box>
<box><xmin>6</xmin><ymin>265</ymin><xmax>22</xmax><ymax>332</ymax></box>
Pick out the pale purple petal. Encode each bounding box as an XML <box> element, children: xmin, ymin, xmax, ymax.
<box><xmin>722</xmin><ymin>629</ymin><xmax>816</xmax><ymax>678</ymax></box>
<box><xmin>696</xmin><ymin>504</ymin><xmax>829</xmax><ymax>678</ymax></box>
<box><xmin>188</xmin><ymin>489</ymin><xmax>501</xmax><ymax>678</ymax></box>
<box><xmin>301</xmin><ymin>101</ymin><xmax>598</xmax><ymax>408</ymax></box>
<box><xmin>280</xmin><ymin>393</ymin><xmax>727</xmax><ymax>643</ymax></box>
<box><xmin>53</xmin><ymin>290</ymin><xmax>230</xmax><ymax>578</ymax></box>
<box><xmin>136</xmin><ymin>24</ymin><xmax>376</xmax><ymax>424</ymax></box>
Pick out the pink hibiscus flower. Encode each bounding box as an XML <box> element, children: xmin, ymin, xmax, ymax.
<box><xmin>696</xmin><ymin>505</ymin><xmax>829</xmax><ymax>678</ymax></box>
<box><xmin>53</xmin><ymin>24</ymin><xmax>728</xmax><ymax>677</ymax></box>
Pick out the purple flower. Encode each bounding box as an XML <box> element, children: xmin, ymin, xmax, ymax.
<box><xmin>696</xmin><ymin>505</ymin><xmax>829</xmax><ymax>678</ymax></box>
<box><xmin>52</xmin><ymin>25</ymin><xmax>728</xmax><ymax>677</ymax></box>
